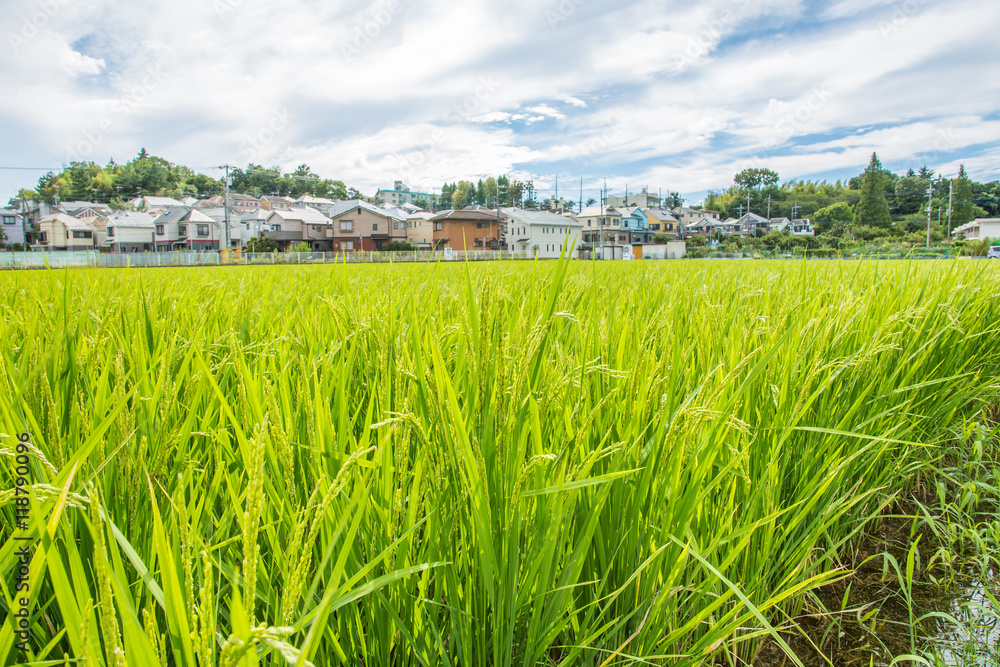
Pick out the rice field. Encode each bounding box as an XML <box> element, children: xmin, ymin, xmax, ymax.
<box><xmin>1</xmin><ymin>259</ymin><xmax>999</xmax><ymax>666</ymax></box>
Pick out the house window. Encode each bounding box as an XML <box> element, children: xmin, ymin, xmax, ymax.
<box><xmin>435</xmin><ymin>222</ymin><xmax>442</xmax><ymax>231</ymax></box>
<box><xmin>271</xmin><ymin>224</ymin><xmax>281</xmax><ymax>231</ymax></box>
<box><xmin>72</xmin><ymin>230</ymin><xmax>92</xmax><ymax>239</ymax></box>
<box><xmin>197</xmin><ymin>224</ymin><xmax>209</xmax><ymax>236</ymax></box>
<box><xmin>393</xmin><ymin>222</ymin><xmax>398</xmax><ymax>229</ymax></box>
<box><xmin>179</xmin><ymin>224</ymin><xmax>187</xmax><ymax>236</ymax></box>
<box><xmin>342</xmin><ymin>240</ymin><xmax>354</xmax><ymax>251</ymax></box>
<box><xmin>2</xmin><ymin>216</ymin><xmax>14</xmax><ymax>225</ymax></box>
<box><xmin>339</xmin><ymin>221</ymin><xmax>353</xmax><ymax>231</ymax></box>
<box><xmin>107</xmin><ymin>227</ymin><xmax>115</xmax><ymax>237</ymax></box>
<box><xmin>156</xmin><ymin>224</ymin><xmax>164</xmax><ymax>235</ymax></box>
<box><xmin>39</xmin><ymin>231</ymin><xmax>47</xmax><ymax>243</ymax></box>
<box><xmin>312</xmin><ymin>225</ymin><xmax>323</xmax><ymax>232</ymax></box>
<box><xmin>372</xmin><ymin>223</ymin><xmax>377</xmax><ymax>231</ymax></box>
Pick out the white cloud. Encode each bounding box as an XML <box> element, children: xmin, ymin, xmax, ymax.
<box><xmin>0</xmin><ymin>0</ymin><xmax>997</xmax><ymax>200</ymax></box>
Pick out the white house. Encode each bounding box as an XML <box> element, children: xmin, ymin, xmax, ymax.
<box><xmin>1</xmin><ymin>208</ymin><xmax>24</xmax><ymax>246</ymax></box>
<box><xmin>105</xmin><ymin>211</ymin><xmax>156</xmax><ymax>252</ymax></box>
<box><xmin>36</xmin><ymin>213</ymin><xmax>97</xmax><ymax>251</ymax></box>
<box><xmin>504</xmin><ymin>208</ymin><xmax>582</xmax><ymax>258</ymax></box>
<box><xmin>954</xmin><ymin>218</ymin><xmax>1000</xmax><ymax>241</ymax></box>
<box><xmin>152</xmin><ymin>206</ymin><xmax>224</xmax><ymax>251</ymax></box>
<box><xmin>405</xmin><ymin>211</ymin><xmax>435</xmax><ymax>249</ymax></box>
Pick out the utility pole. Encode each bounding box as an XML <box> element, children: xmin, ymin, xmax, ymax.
<box><xmin>579</xmin><ymin>177</ymin><xmax>583</xmax><ymax>214</ymax></box>
<box><xmin>20</xmin><ymin>194</ymin><xmax>30</xmax><ymax>246</ymax></box>
<box><xmin>791</xmin><ymin>202</ymin><xmax>801</xmax><ymax>220</ymax></box>
<box><xmin>947</xmin><ymin>180</ymin><xmax>954</xmax><ymax>241</ymax></box>
<box><xmin>495</xmin><ymin>176</ymin><xmax>501</xmax><ymax>252</ymax></box>
<box><xmin>598</xmin><ymin>178</ymin><xmax>608</xmax><ymax>259</ymax></box>
<box><xmin>926</xmin><ymin>179</ymin><xmax>933</xmax><ymax>249</ymax></box>
<box><xmin>92</xmin><ymin>188</ymin><xmax>97</xmax><ymax>204</ymax></box>
<box><xmin>219</xmin><ymin>164</ymin><xmax>234</xmax><ymax>251</ymax></box>
<box><xmin>767</xmin><ymin>195</ymin><xmax>772</xmax><ymax>220</ymax></box>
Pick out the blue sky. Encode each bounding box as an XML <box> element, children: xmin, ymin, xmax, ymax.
<box><xmin>1</xmin><ymin>0</ymin><xmax>998</xmax><ymax>206</ymax></box>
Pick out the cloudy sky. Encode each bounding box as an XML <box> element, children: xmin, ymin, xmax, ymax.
<box><xmin>2</xmin><ymin>0</ymin><xmax>999</xmax><ymax>204</ymax></box>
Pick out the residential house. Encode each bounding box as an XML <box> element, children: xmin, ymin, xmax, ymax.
<box><xmin>618</xmin><ymin>207</ymin><xmax>653</xmax><ymax>244</ymax></box>
<box><xmin>240</xmin><ymin>208</ymin><xmax>272</xmax><ymax>246</ymax></box>
<box><xmin>200</xmin><ymin>209</ymin><xmax>246</xmax><ymax>248</ymax></box>
<box><xmin>738</xmin><ymin>212</ymin><xmax>772</xmax><ymax>237</ymax></box>
<box><xmin>0</xmin><ymin>209</ymin><xmax>25</xmax><ymax>246</ymax></box>
<box><xmin>789</xmin><ymin>218</ymin><xmax>816</xmax><ymax>236</ymax></box>
<box><xmin>504</xmin><ymin>208</ymin><xmax>582</xmax><ymax>258</ymax></box>
<box><xmin>7</xmin><ymin>198</ymin><xmax>57</xmax><ymax>244</ymax></box>
<box><xmin>152</xmin><ymin>206</ymin><xmax>224</xmax><ymax>251</ymax></box>
<box><xmin>263</xmin><ymin>207</ymin><xmax>333</xmax><ymax>251</ymax></box>
<box><xmin>954</xmin><ymin>218</ymin><xmax>1000</xmax><ymax>241</ymax></box>
<box><xmin>607</xmin><ymin>187</ymin><xmax>661</xmax><ymax>209</ymax></box>
<box><xmin>104</xmin><ymin>211</ymin><xmax>156</xmax><ymax>252</ymax></box>
<box><xmin>36</xmin><ymin>214</ymin><xmax>96</xmax><ymax>251</ymax></box>
<box><xmin>61</xmin><ymin>201</ymin><xmax>112</xmax><ymax>217</ymax></box>
<box><xmin>684</xmin><ymin>216</ymin><xmax>720</xmax><ymax>236</ymax></box>
<box><xmin>129</xmin><ymin>196</ymin><xmax>184</xmax><ymax>216</ymax></box>
<box><xmin>230</xmin><ymin>193</ymin><xmax>261</xmax><ymax>212</ymax></box>
<box><xmin>577</xmin><ymin>205</ymin><xmax>626</xmax><ymax>247</ymax></box>
<box><xmin>64</xmin><ymin>205</ymin><xmax>111</xmax><ymax>246</ymax></box>
<box><xmin>674</xmin><ymin>207</ymin><xmax>722</xmax><ymax>229</ymax></box>
<box><xmin>260</xmin><ymin>196</ymin><xmax>296</xmax><ymax>212</ymax></box>
<box><xmin>430</xmin><ymin>206</ymin><xmax>503</xmax><ymax>251</ymax></box>
<box><xmin>194</xmin><ymin>196</ymin><xmax>226</xmax><ymax>209</ymax></box>
<box><xmin>644</xmin><ymin>209</ymin><xmax>680</xmax><ymax>237</ymax></box>
<box><xmin>375</xmin><ymin>181</ymin><xmax>440</xmax><ymax>209</ymax></box>
<box><xmin>405</xmin><ymin>212</ymin><xmax>435</xmax><ymax>249</ymax></box>
<box><xmin>294</xmin><ymin>195</ymin><xmax>338</xmax><ymax>217</ymax></box>
<box><xmin>328</xmin><ymin>200</ymin><xmax>407</xmax><ymax>251</ymax></box>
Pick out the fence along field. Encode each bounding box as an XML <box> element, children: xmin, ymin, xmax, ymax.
<box><xmin>1</xmin><ymin>259</ymin><xmax>998</xmax><ymax>666</ymax></box>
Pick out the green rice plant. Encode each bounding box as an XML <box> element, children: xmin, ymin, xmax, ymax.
<box><xmin>0</xmin><ymin>258</ymin><xmax>998</xmax><ymax>666</ymax></box>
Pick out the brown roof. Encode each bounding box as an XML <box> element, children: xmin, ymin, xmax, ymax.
<box><xmin>430</xmin><ymin>207</ymin><xmax>502</xmax><ymax>222</ymax></box>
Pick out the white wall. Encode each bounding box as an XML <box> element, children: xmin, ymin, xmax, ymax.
<box><xmin>509</xmin><ymin>223</ymin><xmax>581</xmax><ymax>258</ymax></box>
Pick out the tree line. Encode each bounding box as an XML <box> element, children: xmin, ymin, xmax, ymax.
<box><xmin>14</xmin><ymin>151</ymin><xmax>364</xmax><ymax>208</ymax></box>
<box><xmin>700</xmin><ymin>154</ymin><xmax>997</xmax><ymax>246</ymax></box>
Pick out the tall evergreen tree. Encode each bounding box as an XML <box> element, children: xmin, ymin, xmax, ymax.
<box><xmin>853</xmin><ymin>152</ymin><xmax>891</xmax><ymax>225</ymax></box>
<box><xmin>951</xmin><ymin>164</ymin><xmax>975</xmax><ymax>227</ymax></box>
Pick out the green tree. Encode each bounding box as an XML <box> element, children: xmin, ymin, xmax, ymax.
<box><xmin>951</xmin><ymin>165</ymin><xmax>975</xmax><ymax>227</ymax></box>
<box><xmin>653</xmin><ymin>233</ymin><xmax>671</xmax><ymax>244</ymax></box>
<box><xmin>893</xmin><ymin>176</ymin><xmax>930</xmax><ymax>215</ymax></box>
<box><xmin>452</xmin><ymin>181</ymin><xmax>475</xmax><ymax>208</ymax></box>
<box><xmin>812</xmin><ymin>201</ymin><xmax>854</xmax><ymax>224</ymax></box>
<box><xmin>733</xmin><ymin>168</ymin><xmax>779</xmax><ymax>213</ymax></box>
<box><xmin>289</xmin><ymin>241</ymin><xmax>312</xmax><ymax>252</ymax></box>
<box><xmin>245</xmin><ymin>236</ymin><xmax>276</xmax><ymax>252</ymax></box>
<box><xmin>484</xmin><ymin>177</ymin><xmax>499</xmax><ymax>207</ymax></box>
<box><xmin>663</xmin><ymin>191</ymin><xmax>685</xmax><ymax>208</ymax></box>
<box><xmin>853</xmin><ymin>153</ymin><xmax>891</xmax><ymax>226</ymax></box>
